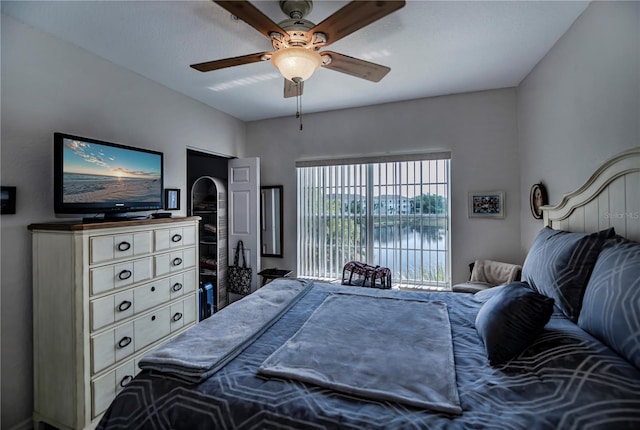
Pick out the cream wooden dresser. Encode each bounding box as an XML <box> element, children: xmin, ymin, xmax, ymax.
<box><xmin>28</xmin><ymin>217</ymin><xmax>200</xmax><ymax>430</ymax></box>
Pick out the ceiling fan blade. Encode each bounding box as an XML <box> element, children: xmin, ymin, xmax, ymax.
<box><xmin>283</xmin><ymin>79</ymin><xmax>304</xmax><ymax>98</ymax></box>
<box><xmin>321</xmin><ymin>51</ymin><xmax>390</xmax><ymax>82</ymax></box>
<box><xmin>214</xmin><ymin>1</ymin><xmax>288</xmax><ymax>40</ymax></box>
<box><xmin>190</xmin><ymin>52</ymin><xmax>271</xmax><ymax>72</ymax></box>
<box><xmin>311</xmin><ymin>1</ymin><xmax>405</xmax><ymax>46</ymax></box>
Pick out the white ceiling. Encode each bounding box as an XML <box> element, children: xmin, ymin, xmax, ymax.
<box><xmin>2</xmin><ymin>0</ymin><xmax>590</xmax><ymax>122</ymax></box>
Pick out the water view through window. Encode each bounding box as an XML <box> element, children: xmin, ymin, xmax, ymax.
<box><xmin>373</xmin><ymin>224</ymin><xmax>448</xmax><ymax>287</ymax></box>
<box><xmin>297</xmin><ymin>157</ymin><xmax>450</xmax><ymax>289</ymax></box>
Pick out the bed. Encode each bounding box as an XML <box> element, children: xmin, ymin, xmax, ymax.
<box><xmin>97</xmin><ymin>148</ymin><xmax>640</xmax><ymax>430</ymax></box>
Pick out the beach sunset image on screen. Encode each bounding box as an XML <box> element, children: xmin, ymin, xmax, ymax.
<box><xmin>62</xmin><ymin>138</ymin><xmax>162</xmax><ymax>204</ymax></box>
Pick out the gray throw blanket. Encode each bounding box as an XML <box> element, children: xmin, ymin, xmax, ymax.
<box><xmin>139</xmin><ymin>278</ymin><xmax>313</xmax><ymax>383</ymax></box>
<box><xmin>258</xmin><ymin>293</ymin><xmax>462</xmax><ymax>415</ymax></box>
<box><xmin>471</xmin><ymin>259</ymin><xmax>521</xmax><ymax>285</ymax></box>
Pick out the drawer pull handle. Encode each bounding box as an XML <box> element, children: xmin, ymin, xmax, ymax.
<box><xmin>151</xmin><ymin>315</ymin><xmax>156</xmax><ymax>321</ymax></box>
<box><xmin>118</xmin><ymin>270</ymin><xmax>132</xmax><ymax>281</ymax></box>
<box><xmin>172</xmin><ymin>257</ymin><xmax>183</xmax><ymax>266</ymax></box>
<box><xmin>172</xmin><ymin>283</ymin><xmax>183</xmax><ymax>292</ymax></box>
<box><xmin>118</xmin><ymin>336</ymin><xmax>132</xmax><ymax>348</ymax></box>
<box><xmin>171</xmin><ymin>234</ymin><xmax>182</xmax><ymax>243</ymax></box>
<box><xmin>118</xmin><ymin>300</ymin><xmax>132</xmax><ymax>312</ymax></box>
<box><xmin>119</xmin><ymin>375</ymin><xmax>134</xmax><ymax>388</ymax></box>
<box><xmin>117</xmin><ymin>241</ymin><xmax>131</xmax><ymax>252</ymax></box>
<box><xmin>151</xmin><ymin>286</ymin><xmax>156</xmax><ymax>292</ymax></box>
<box><xmin>172</xmin><ymin>312</ymin><xmax>183</xmax><ymax>322</ymax></box>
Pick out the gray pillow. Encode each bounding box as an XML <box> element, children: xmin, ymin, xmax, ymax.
<box><xmin>578</xmin><ymin>237</ymin><xmax>640</xmax><ymax>370</ymax></box>
<box><xmin>521</xmin><ymin>227</ymin><xmax>614</xmax><ymax>322</ymax></box>
<box><xmin>475</xmin><ymin>282</ymin><xmax>554</xmax><ymax>365</ymax></box>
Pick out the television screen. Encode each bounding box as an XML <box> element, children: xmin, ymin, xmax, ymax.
<box><xmin>54</xmin><ymin>133</ymin><xmax>164</xmax><ymax>218</ymax></box>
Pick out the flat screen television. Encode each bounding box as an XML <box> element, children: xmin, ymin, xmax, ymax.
<box><xmin>54</xmin><ymin>132</ymin><xmax>164</xmax><ymax>220</ymax></box>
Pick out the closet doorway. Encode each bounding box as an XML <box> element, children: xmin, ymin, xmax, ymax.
<box><xmin>186</xmin><ymin>148</ymin><xmax>229</xmax><ymax>214</ymax></box>
<box><xmin>187</xmin><ymin>149</ymin><xmax>261</xmax><ymax>306</ymax></box>
<box><xmin>187</xmin><ymin>149</ymin><xmax>230</xmax><ymax>313</ymax></box>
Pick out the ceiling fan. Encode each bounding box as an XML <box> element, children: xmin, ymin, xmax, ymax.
<box><xmin>191</xmin><ymin>0</ymin><xmax>406</xmax><ymax>98</ymax></box>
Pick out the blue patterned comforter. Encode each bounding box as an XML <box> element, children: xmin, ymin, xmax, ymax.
<box><xmin>97</xmin><ymin>282</ymin><xmax>640</xmax><ymax>430</ymax></box>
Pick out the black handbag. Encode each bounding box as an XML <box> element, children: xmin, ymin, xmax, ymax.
<box><xmin>228</xmin><ymin>240</ymin><xmax>252</xmax><ymax>295</ymax></box>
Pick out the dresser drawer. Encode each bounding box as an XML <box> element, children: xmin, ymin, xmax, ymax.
<box><xmin>154</xmin><ymin>226</ymin><xmax>196</xmax><ymax>251</ymax></box>
<box><xmin>133</xmin><ymin>279</ymin><xmax>171</xmax><ymax>314</ymax></box>
<box><xmin>170</xmin><ymin>295</ymin><xmax>197</xmax><ymax>333</ymax></box>
<box><xmin>90</xmin><ymin>257</ymin><xmax>153</xmax><ymax>296</ymax></box>
<box><xmin>90</xmin><ymin>231</ymin><xmax>152</xmax><ymax>264</ymax></box>
<box><xmin>155</xmin><ymin>248</ymin><xmax>196</xmax><ymax>277</ymax></box>
<box><xmin>90</xmin><ymin>290</ymin><xmax>134</xmax><ymax>332</ymax></box>
<box><xmin>91</xmin><ymin>322</ymin><xmax>135</xmax><ymax>374</ymax></box>
<box><xmin>91</xmin><ymin>304</ymin><xmax>173</xmax><ymax>374</ymax></box>
<box><xmin>169</xmin><ymin>271</ymin><xmax>197</xmax><ymax>300</ymax></box>
<box><xmin>91</xmin><ymin>358</ymin><xmax>138</xmax><ymax>418</ymax></box>
<box><xmin>134</xmin><ymin>306</ymin><xmax>172</xmax><ymax>351</ymax></box>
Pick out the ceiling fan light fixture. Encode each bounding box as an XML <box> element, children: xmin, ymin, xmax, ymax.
<box><xmin>271</xmin><ymin>47</ymin><xmax>322</xmax><ymax>82</ymax></box>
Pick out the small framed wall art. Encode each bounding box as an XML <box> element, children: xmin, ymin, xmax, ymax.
<box><xmin>468</xmin><ymin>191</ymin><xmax>505</xmax><ymax>218</ymax></box>
<box><xmin>164</xmin><ymin>188</ymin><xmax>180</xmax><ymax>210</ymax></box>
<box><xmin>1</xmin><ymin>186</ymin><xmax>16</xmax><ymax>215</ymax></box>
<box><xmin>529</xmin><ymin>183</ymin><xmax>548</xmax><ymax>220</ymax></box>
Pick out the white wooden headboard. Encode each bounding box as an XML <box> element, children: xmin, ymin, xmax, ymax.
<box><xmin>543</xmin><ymin>147</ymin><xmax>640</xmax><ymax>242</ymax></box>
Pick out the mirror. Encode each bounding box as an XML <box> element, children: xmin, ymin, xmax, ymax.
<box><xmin>261</xmin><ymin>185</ymin><xmax>283</xmax><ymax>257</ymax></box>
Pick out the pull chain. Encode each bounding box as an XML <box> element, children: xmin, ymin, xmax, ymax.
<box><xmin>295</xmin><ymin>81</ymin><xmax>303</xmax><ymax>131</ymax></box>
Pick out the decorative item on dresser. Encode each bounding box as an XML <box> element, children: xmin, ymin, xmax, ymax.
<box><xmin>28</xmin><ymin>216</ymin><xmax>200</xmax><ymax>430</ymax></box>
<box><xmin>164</xmin><ymin>188</ymin><xmax>180</xmax><ymax>211</ymax></box>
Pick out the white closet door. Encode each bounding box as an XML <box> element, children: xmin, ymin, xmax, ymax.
<box><xmin>228</xmin><ymin>157</ymin><xmax>261</xmax><ymax>296</ymax></box>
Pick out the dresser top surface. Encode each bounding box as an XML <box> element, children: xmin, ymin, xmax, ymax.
<box><xmin>28</xmin><ymin>216</ymin><xmax>200</xmax><ymax>231</ymax></box>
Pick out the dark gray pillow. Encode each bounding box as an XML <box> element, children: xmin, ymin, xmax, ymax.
<box><xmin>475</xmin><ymin>282</ymin><xmax>554</xmax><ymax>366</ymax></box>
<box><xmin>521</xmin><ymin>227</ymin><xmax>614</xmax><ymax>322</ymax></box>
<box><xmin>578</xmin><ymin>237</ymin><xmax>640</xmax><ymax>370</ymax></box>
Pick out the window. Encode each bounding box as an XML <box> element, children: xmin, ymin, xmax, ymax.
<box><xmin>297</xmin><ymin>154</ymin><xmax>450</xmax><ymax>289</ymax></box>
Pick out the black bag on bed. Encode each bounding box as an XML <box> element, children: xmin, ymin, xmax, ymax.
<box><xmin>228</xmin><ymin>240</ymin><xmax>252</xmax><ymax>295</ymax></box>
<box><xmin>341</xmin><ymin>261</ymin><xmax>392</xmax><ymax>289</ymax></box>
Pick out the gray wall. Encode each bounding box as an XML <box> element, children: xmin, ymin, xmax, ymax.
<box><xmin>247</xmin><ymin>88</ymin><xmax>522</xmax><ymax>285</ymax></box>
<box><xmin>518</xmin><ymin>1</ymin><xmax>640</xmax><ymax>254</ymax></box>
<box><xmin>1</xmin><ymin>14</ymin><xmax>246</xmax><ymax>429</ymax></box>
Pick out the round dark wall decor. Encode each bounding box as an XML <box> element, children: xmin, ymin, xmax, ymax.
<box><xmin>530</xmin><ymin>183</ymin><xmax>548</xmax><ymax>220</ymax></box>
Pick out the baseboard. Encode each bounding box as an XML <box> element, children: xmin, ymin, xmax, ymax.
<box><xmin>8</xmin><ymin>417</ymin><xmax>33</xmax><ymax>430</ymax></box>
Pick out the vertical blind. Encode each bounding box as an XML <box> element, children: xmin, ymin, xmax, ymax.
<box><xmin>297</xmin><ymin>153</ymin><xmax>451</xmax><ymax>288</ymax></box>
